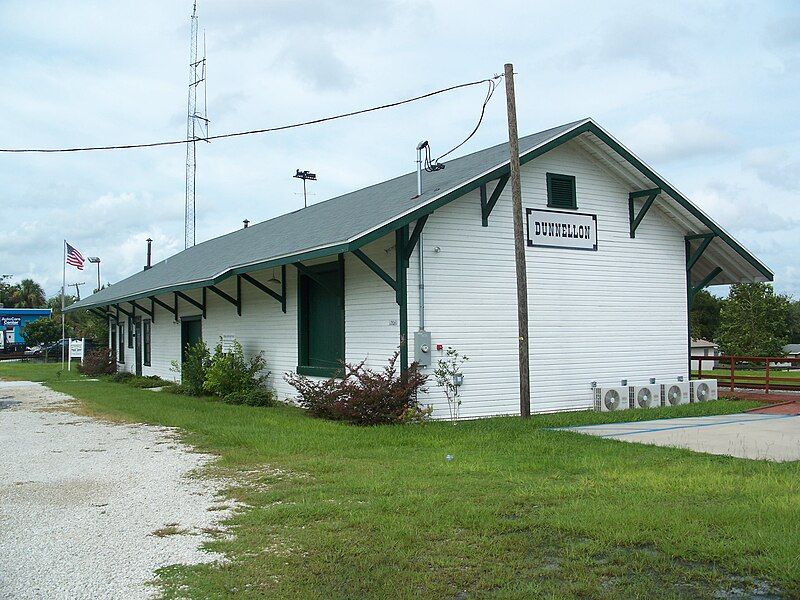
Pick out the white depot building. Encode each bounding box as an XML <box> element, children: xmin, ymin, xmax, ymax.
<box><xmin>67</xmin><ymin>118</ymin><xmax>771</xmax><ymax>419</ymax></box>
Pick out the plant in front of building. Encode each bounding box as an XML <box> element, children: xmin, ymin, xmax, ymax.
<box><xmin>223</xmin><ymin>388</ymin><xmax>277</xmax><ymax>407</ymax></box>
<box><xmin>285</xmin><ymin>351</ymin><xmax>430</xmax><ymax>425</ymax></box>
<box><xmin>77</xmin><ymin>348</ymin><xmax>116</xmax><ymax>376</ymax></box>
<box><xmin>203</xmin><ymin>339</ymin><xmax>269</xmax><ymax>397</ymax></box>
<box><xmin>433</xmin><ymin>346</ymin><xmax>469</xmax><ymax>422</ymax></box>
<box><xmin>171</xmin><ymin>340</ymin><xmax>211</xmax><ymax>396</ymax></box>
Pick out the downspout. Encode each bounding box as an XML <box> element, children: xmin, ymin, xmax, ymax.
<box><xmin>416</xmin><ymin>141</ymin><xmax>427</xmax><ymax>331</ymax></box>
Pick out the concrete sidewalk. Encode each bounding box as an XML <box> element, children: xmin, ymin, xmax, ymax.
<box><xmin>562</xmin><ymin>413</ymin><xmax>800</xmax><ymax>461</ymax></box>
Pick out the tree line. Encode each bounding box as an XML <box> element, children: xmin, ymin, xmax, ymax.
<box><xmin>0</xmin><ymin>275</ymin><xmax>107</xmax><ymax>347</ymax></box>
<box><xmin>0</xmin><ymin>276</ymin><xmax>46</xmax><ymax>308</ymax></box>
<box><xmin>692</xmin><ymin>283</ymin><xmax>800</xmax><ymax>356</ymax></box>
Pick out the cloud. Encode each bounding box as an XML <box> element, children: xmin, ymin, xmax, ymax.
<box><xmin>690</xmin><ymin>187</ymin><xmax>796</xmax><ymax>234</ymax></box>
<box><xmin>744</xmin><ymin>148</ymin><xmax>800</xmax><ymax>192</ymax></box>
<box><xmin>276</xmin><ymin>39</ymin><xmax>355</xmax><ymax>92</ymax></box>
<box><xmin>620</xmin><ymin>116</ymin><xmax>737</xmax><ymax>163</ymax></box>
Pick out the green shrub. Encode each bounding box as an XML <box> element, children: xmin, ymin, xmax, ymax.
<box><xmin>127</xmin><ymin>375</ymin><xmax>171</xmax><ymax>388</ymax></box>
<box><xmin>223</xmin><ymin>387</ymin><xmax>277</xmax><ymax>407</ymax></box>
<box><xmin>171</xmin><ymin>340</ymin><xmax>211</xmax><ymax>396</ymax></box>
<box><xmin>204</xmin><ymin>339</ymin><xmax>268</xmax><ymax>397</ymax></box>
<box><xmin>109</xmin><ymin>371</ymin><xmax>135</xmax><ymax>383</ymax></box>
<box><xmin>285</xmin><ymin>351</ymin><xmax>430</xmax><ymax>425</ymax></box>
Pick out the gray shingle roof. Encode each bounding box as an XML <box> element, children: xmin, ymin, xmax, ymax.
<box><xmin>68</xmin><ymin>116</ymin><xmax>772</xmax><ymax>312</ymax></box>
<box><xmin>68</xmin><ymin>120</ymin><xmax>585</xmax><ymax>311</ymax></box>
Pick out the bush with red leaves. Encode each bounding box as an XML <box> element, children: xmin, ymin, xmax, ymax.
<box><xmin>77</xmin><ymin>348</ymin><xmax>116</xmax><ymax>376</ymax></box>
<box><xmin>285</xmin><ymin>351</ymin><xmax>430</xmax><ymax>425</ymax></box>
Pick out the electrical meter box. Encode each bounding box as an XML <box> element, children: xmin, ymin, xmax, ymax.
<box><xmin>414</xmin><ymin>330</ymin><xmax>431</xmax><ymax>367</ymax></box>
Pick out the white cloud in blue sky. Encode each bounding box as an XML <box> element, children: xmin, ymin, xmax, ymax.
<box><xmin>0</xmin><ymin>0</ymin><xmax>798</xmax><ymax>297</ymax></box>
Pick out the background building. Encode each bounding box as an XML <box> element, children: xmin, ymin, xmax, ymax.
<box><xmin>0</xmin><ymin>308</ymin><xmax>52</xmax><ymax>350</ymax></box>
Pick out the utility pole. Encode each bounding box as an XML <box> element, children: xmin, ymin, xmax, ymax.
<box><xmin>70</xmin><ymin>282</ymin><xmax>85</xmax><ymax>301</ymax></box>
<box><xmin>504</xmin><ymin>63</ymin><xmax>531</xmax><ymax>418</ymax></box>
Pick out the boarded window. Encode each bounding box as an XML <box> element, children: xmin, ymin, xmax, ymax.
<box><xmin>143</xmin><ymin>319</ymin><xmax>152</xmax><ymax>367</ymax></box>
<box><xmin>546</xmin><ymin>172</ymin><xmax>577</xmax><ymax>209</ymax></box>
<box><xmin>298</xmin><ymin>260</ymin><xmax>344</xmax><ymax>378</ymax></box>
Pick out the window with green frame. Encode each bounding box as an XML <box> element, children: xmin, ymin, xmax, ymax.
<box><xmin>143</xmin><ymin>319</ymin><xmax>152</xmax><ymax>366</ymax></box>
<box><xmin>127</xmin><ymin>316</ymin><xmax>134</xmax><ymax>348</ymax></box>
<box><xmin>297</xmin><ymin>259</ymin><xmax>344</xmax><ymax>378</ymax></box>
<box><xmin>118</xmin><ymin>322</ymin><xmax>125</xmax><ymax>363</ymax></box>
<box><xmin>546</xmin><ymin>172</ymin><xmax>577</xmax><ymax>209</ymax></box>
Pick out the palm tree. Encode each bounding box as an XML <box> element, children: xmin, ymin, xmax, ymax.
<box><xmin>12</xmin><ymin>278</ymin><xmax>46</xmax><ymax>308</ymax></box>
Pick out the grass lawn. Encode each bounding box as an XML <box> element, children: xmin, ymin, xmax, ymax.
<box><xmin>3</xmin><ymin>362</ymin><xmax>798</xmax><ymax>599</ymax></box>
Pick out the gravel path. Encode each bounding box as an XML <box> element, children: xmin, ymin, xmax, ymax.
<box><xmin>0</xmin><ymin>380</ymin><xmax>232</xmax><ymax>599</ymax></box>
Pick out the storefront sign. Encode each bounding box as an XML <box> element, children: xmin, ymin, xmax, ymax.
<box><xmin>0</xmin><ymin>316</ymin><xmax>22</xmax><ymax>327</ymax></box>
<box><xmin>526</xmin><ymin>208</ymin><xmax>598</xmax><ymax>251</ymax></box>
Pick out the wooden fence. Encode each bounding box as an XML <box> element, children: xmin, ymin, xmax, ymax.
<box><xmin>692</xmin><ymin>355</ymin><xmax>800</xmax><ymax>395</ymax></box>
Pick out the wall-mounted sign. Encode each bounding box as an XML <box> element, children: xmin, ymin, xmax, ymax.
<box><xmin>220</xmin><ymin>334</ymin><xmax>236</xmax><ymax>354</ymax></box>
<box><xmin>0</xmin><ymin>316</ymin><xmax>22</xmax><ymax>327</ymax></box>
<box><xmin>526</xmin><ymin>208</ymin><xmax>598</xmax><ymax>251</ymax></box>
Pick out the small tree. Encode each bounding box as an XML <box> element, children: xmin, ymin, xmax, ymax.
<box><xmin>690</xmin><ymin>289</ymin><xmax>723</xmax><ymax>341</ymax></box>
<box><xmin>433</xmin><ymin>347</ymin><xmax>469</xmax><ymax>422</ymax></box>
<box><xmin>21</xmin><ymin>317</ymin><xmax>61</xmax><ymax>347</ymax></box>
<box><xmin>788</xmin><ymin>300</ymin><xmax>800</xmax><ymax>345</ymax></box>
<box><xmin>716</xmin><ymin>283</ymin><xmax>791</xmax><ymax>357</ymax></box>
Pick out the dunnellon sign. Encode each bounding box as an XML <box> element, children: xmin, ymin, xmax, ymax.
<box><xmin>526</xmin><ymin>208</ymin><xmax>598</xmax><ymax>251</ymax></box>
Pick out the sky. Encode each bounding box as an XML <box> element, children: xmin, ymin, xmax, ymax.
<box><xmin>1</xmin><ymin>0</ymin><xmax>798</xmax><ymax>299</ymax></box>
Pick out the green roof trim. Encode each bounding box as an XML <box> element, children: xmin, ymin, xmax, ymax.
<box><xmin>66</xmin><ymin>118</ymin><xmax>771</xmax><ymax>313</ymax></box>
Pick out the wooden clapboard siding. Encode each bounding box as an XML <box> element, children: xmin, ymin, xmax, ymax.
<box><xmin>117</xmin><ymin>136</ymin><xmax>688</xmax><ymax>419</ymax></box>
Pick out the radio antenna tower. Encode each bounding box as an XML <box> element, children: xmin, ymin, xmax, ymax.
<box><xmin>185</xmin><ymin>1</ymin><xmax>209</xmax><ymax>248</ymax></box>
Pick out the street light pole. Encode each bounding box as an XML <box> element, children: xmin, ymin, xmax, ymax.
<box><xmin>88</xmin><ymin>257</ymin><xmax>101</xmax><ymax>292</ymax></box>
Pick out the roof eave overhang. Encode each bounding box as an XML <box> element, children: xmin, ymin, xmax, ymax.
<box><xmin>66</xmin><ymin>118</ymin><xmax>772</xmax><ymax>313</ymax></box>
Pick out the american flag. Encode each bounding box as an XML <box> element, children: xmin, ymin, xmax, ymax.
<box><xmin>66</xmin><ymin>242</ymin><xmax>85</xmax><ymax>270</ymax></box>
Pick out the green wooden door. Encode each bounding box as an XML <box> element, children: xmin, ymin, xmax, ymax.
<box><xmin>181</xmin><ymin>317</ymin><xmax>202</xmax><ymax>363</ymax></box>
<box><xmin>299</xmin><ymin>262</ymin><xmax>344</xmax><ymax>376</ymax></box>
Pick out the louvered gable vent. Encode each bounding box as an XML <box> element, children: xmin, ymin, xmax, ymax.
<box><xmin>546</xmin><ymin>172</ymin><xmax>577</xmax><ymax>209</ymax></box>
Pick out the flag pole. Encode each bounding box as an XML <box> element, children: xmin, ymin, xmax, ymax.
<box><xmin>61</xmin><ymin>240</ymin><xmax>66</xmax><ymax>371</ymax></box>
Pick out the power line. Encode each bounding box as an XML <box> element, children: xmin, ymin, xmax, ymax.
<box><xmin>0</xmin><ymin>76</ymin><xmax>502</xmax><ymax>154</ymax></box>
<box><xmin>434</xmin><ymin>77</ymin><xmax>500</xmax><ymax>163</ymax></box>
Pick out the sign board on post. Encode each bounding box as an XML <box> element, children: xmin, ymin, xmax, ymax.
<box><xmin>68</xmin><ymin>338</ymin><xmax>84</xmax><ymax>371</ymax></box>
<box><xmin>220</xmin><ymin>334</ymin><xmax>236</xmax><ymax>354</ymax></box>
<box><xmin>526</xmin><ymin>208</ymin><xmax>598</xmax><ymax>251</ymax></box>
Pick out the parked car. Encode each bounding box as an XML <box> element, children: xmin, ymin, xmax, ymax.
<box><xmin>33</xmin><ymin>339</ymin><xmax>101</xmax><ymax>358</ymax></box>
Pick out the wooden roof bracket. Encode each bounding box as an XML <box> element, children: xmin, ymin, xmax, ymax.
<box><xmin>239</xmin><ymin>270</ymin><xmax>286</xmax><ymax>313</ymax></box>
<box><xmin>480</xmin><ymin>173</ymin><xmax>510</xmax><ymax>227</ymax></box>
<box><xmin>628</xmin><ymin>188</ymin><xmax>661</xmax><ymax>238</ymax></box>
